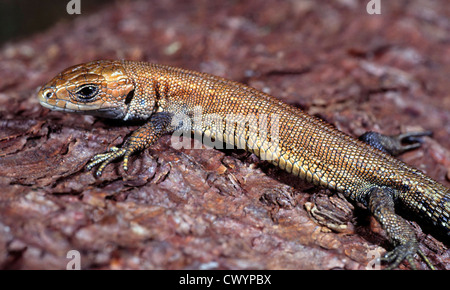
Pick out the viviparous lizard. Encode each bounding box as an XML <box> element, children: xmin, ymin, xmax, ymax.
<box><xmin>37</xmin><ymin>60</ymin><xmax>449</xmax><ymax>269</ymax></box>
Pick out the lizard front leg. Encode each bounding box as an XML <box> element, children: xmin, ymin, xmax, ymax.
<box><xmin>87</xmin><ymin>112</ymin><xmax>174</xmax><ymax>176</ymax></box>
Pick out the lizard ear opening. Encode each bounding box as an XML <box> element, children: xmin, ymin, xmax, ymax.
<box><xmin>125</xmin><ymin>89</ymin><xmax>135</xmax><ymax>105</ymax></box>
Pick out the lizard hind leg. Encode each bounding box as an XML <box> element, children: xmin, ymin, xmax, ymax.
<box><xmin>367</xmin><ymin>186</ymin><xmax>435</xmax><ymax>270</ymax></box>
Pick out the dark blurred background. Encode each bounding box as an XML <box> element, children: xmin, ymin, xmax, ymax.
<box><xmin>0</xmin><ymin>0</ymin><xmax>116</xmax><ymax>45</ymax></box>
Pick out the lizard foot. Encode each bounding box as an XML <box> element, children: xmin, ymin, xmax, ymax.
<box><xmin>382</xmin><ymin>241</ymin><xmax>435</xmax><ymax>270</ymax></box>
<box><xmin>359</xmin><ymin>131</ymin><xmax>432</xmax><ymax>156</ymax></box>
<box><xmin>86</xmin><ymin>146</ymin><xmax>127</xmax><ymax>176</ymax></box>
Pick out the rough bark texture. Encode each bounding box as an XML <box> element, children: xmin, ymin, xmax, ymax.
<box><xmin>0</xmin><ymin>0</ymin><xmax>449</xmax><ymax>269</ymax></box>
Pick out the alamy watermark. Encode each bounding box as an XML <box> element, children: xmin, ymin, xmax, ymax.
<box><xmin>66</xmin><ymin>0</ymin><xmax>81</xmax><ymax>15</ymax></box>
<box><xmin>66</xmin><ymin>0</ymin><xmax>381</xmax><ymax>16</ymax></box>
<box><xmin>366</xmin><ymin>0</ymin><xmax>381</xmax><ymax>15</ymax></box>
<box><xmin>169</xmin><ymin>106</ymin><xmax>282</xmax><ymax>161</ymax></box>
<box><xmin>365</xmin><ymin>249</ymin><xmax>382</xmax><ymax>270</ymax></box>
<box><xmin>66</xmin><ymin>250</ymin><xmax>81</xmax><ymax>270</ymax></box>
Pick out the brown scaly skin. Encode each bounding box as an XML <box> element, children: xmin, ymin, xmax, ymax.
<box><xmin>38</xmin><ymin>60</ymin><xmax>450</xmax><ymax>269</ymax></box>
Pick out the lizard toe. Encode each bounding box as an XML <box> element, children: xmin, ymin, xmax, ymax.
<box><xmin>86</xmin><ymin>148</ymin><xmax>127</xmax><ymax>176</ymax></box>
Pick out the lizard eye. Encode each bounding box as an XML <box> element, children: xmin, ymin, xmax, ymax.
<box><xmin>76</xmin><ymin>84</ymin><xmax>99</xmax><ymax>101</ymax></box>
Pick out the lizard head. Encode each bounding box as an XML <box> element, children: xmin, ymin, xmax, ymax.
<box><xmin>38</xmin><ymin>60</ymin><xmax>135</xmax><ymax>119</ymax></box>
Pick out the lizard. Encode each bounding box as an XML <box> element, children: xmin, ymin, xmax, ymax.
<box><xmin>37</xmin><ymin>60</ymin><xmax>450</xmax><ymax>269</ymax></box>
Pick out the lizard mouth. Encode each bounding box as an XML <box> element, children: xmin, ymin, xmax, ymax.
<box><xmin>40</xmin><ymin>98</ymin><xmax>126</xmax><ymax>118</ymax></box>
<box><xmin>39</xmin><ymin>100</ymin><xmax>77</xmax><ymax>113</ymax></box>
